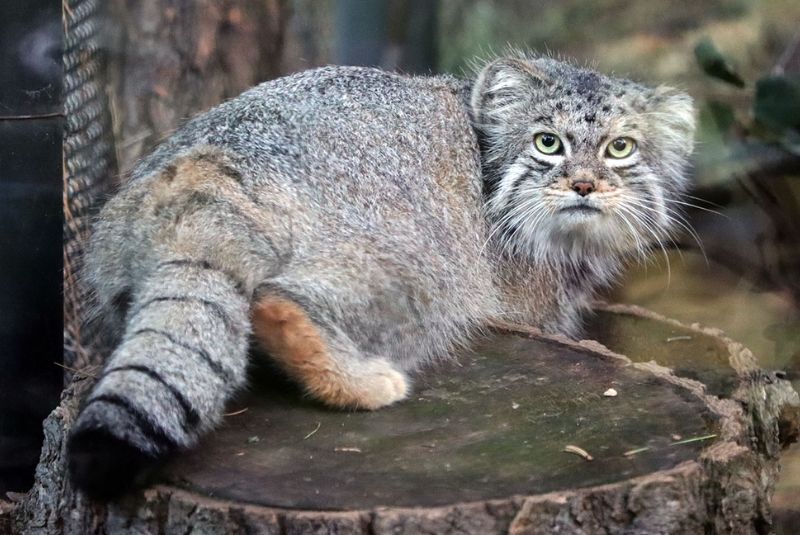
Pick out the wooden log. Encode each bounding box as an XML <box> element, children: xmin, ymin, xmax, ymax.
<box><xmin>12</xmin><ymin>306</ymin><xmax>800</xmax><ymax>534</ymax></box>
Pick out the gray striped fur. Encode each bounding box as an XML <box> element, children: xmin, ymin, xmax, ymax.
<box><xmin>68</xmin><ymin>55</ymin><xmax>694</xmax><ymax>497</ymax></box>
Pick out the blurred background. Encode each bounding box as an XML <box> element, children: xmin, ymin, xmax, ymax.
<box><xmin>2</xmin><ymin>0</ymin><xmax>799</xmax><ymax>530</ymax></box>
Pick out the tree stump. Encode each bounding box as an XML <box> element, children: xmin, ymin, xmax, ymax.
<box><xmin>12</xmin><ymin>305</ymin><xmax>800</xmax><ymax>534</ymax></box>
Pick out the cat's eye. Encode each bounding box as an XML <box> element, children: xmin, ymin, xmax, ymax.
<box><xmin>606</xmin><ymin>137</ymin><xmax>636</xmax><ymax>159</ymax></box>
<box><xmin>533</xmin><ymin>133</ymin><xmax>563</xmax><ymax>155</ymax></box>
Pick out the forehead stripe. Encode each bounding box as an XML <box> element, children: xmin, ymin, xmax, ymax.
<box><xmin>575</xmin><ymin>71</ymin><xmax>601</xmax><ymax>94</ymax></box>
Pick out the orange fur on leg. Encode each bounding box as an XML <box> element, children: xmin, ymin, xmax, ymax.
<box><xmin>251</xmin><ymin>297</ymin><xmax>407</xmax><ymax>410</ymax></box>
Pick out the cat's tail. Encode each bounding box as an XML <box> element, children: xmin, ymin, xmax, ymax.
<box><xmin>67</xmin><ymin>259</ymin><xmax>251</xmax><ymax>499</ymax></box>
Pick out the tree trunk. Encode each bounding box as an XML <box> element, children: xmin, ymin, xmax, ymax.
<box><xmin>105</xmin><ymin>0</ymin><xmax>289</xmax><ymax>175</ymax></box>
<box><xmin>11</xmin><ymin>305</ymin><xmax>800</xmax><ymax>534</ymax></box>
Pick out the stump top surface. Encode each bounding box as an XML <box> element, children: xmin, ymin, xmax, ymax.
<box><xmin>164</xmin><ymin>314</ymin><xmax>719</xmax><ymax>510</ymax></box>
<box><xmin>587</xmin><ymin>309</ymin><xmax>737</xmax><ymax>397</ymax></box>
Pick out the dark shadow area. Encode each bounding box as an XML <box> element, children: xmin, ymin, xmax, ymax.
<box><xmin>0</xmin><ymin>0</ymin><xmax>63</xmax><ymax>495</ymax></box>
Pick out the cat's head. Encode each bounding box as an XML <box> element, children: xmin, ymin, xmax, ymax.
<box><xmin>470</xmin><ymin>54</ymin><xmax>695</xmax><ymax>269</ymax></box>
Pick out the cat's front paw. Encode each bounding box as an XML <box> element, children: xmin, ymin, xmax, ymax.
<box><xmin>309</xmin><ymin>358</ymin><xmax>410</xmax><ymax>411</ymax></box>
<box><xmin>67</xmin><ymin>400</ymin><xmax>172</xmax><ymax>500</ymax></box>
<box><xmin>354</xmin><ymin>360</ymin><xmax>410</xmax><ymax>410</ymax></box>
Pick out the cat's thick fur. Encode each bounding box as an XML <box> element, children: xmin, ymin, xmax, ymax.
<box><xmin>68</xmin><ymin>55</ymin><xmax>695</xmax><ymax>498</ymax></box>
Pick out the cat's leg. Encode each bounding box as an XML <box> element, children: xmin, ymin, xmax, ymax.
<box><xmin>251</xmin><ymin>291</ymin><xmax>409</xmax><ymax>410</ymax></box>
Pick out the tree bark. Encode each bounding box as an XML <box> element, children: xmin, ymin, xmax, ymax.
<box><xmin>105</xmin><ymin>0</ymin><xmax>289</xmax><ymax>175</ymax></box>
<box><xmin>12</xmin><ymin>306</ymin><xmax>800</xmax><ymax>534</ymax></box>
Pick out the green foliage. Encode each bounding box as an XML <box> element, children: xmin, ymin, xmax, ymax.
<box><xmin>754</xmin><ymin>75</ymin><xmax>800</xmax><ymax>155</ymax></box>
<box><xmin>695</xmin><ymin>37</ymin><xmax>800</xmax><ymax>157</ymax></box>
<box><xmin>694</xmin><ymin>38</ymin><xmax>745</xmax><ymax>88</ymax></box>
<box><xmin>704</xmin><ymin>100</ymin><xmax>737</xmax><ymax>136</ymax></box>
<box><xmin>755</xmin><ymin>75</ymin><xmax>800</xmax><ymax>130</ymax></box>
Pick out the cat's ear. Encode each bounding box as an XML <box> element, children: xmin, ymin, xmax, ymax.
<box><xmin>470</xmin><ymin>58</ymin><xmax>549</xmax><ymax>127</ymax></box>
<box><xmin>649</xmin><ymin>86</ymin><xmax>696</xmax><ymax>158</ymax></box>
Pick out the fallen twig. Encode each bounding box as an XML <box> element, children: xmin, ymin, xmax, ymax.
<box><xmin>563</xmin><ymin>444</ymin><xmax>593</xmax><ymax>461</ymax></box>
<box><xmin>670</xmin><ymin>433</ymin><xmax>717</xmax><ymax>446</ymax></box>
<box><xmin>665</xmin><ymin>336</ymin><xmax>693</xmax><ymax>343</ymax></box>
<box><xmin>303</xmin><ymin>422</ymin><xmax>321</xmax><ymax>440</ymax></box>
<box><xmin>54</xmin><ymin>361</ymin><xmax>98</xmax><ymax>378</ymax></box>
<box><xmin>334</xmin><ymin>447</ymin><xmax>362</xmax><ymax>453</ymax></box>
<box><xmin>624</xmin><ymin>433</ymin><xmax>718</xmax><ymax>457</ymax></box>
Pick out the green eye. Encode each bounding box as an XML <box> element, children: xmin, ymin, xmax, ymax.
<box><xmin>606</xmin><ymin>137</ymin><xmax>636</xmax><ymax>158</ymax></box>
<box><xmin>534</xmin><ymin>132</ymin><xmax>563</xmax><ymax>155</ymax></box>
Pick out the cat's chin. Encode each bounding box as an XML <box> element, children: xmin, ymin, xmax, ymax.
<box><xmin>518</xmin><ymin>221</ymin><xmax>632</xmax><ymax>265</ymax></box>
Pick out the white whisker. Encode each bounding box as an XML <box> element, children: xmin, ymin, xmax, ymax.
<box><xmin>664</xmin><ymin>198</ymin><xmax>727</xmax><ymax>218</ymax></box>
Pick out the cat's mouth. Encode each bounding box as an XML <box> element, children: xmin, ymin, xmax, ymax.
<box><xmin>558</xmin><ymin>204</ymin><xmax>602</xmax><ymax>214</ymax></box>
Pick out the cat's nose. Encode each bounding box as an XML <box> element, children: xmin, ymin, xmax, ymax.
<box><xmin>571</xmin><ymin>180</ymin><xmax>595</xmax><ymax>196</ymax></box>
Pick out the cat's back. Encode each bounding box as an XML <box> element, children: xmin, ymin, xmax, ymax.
<box><xmin>135</xmin><ymin>66</ymin><xmax>481</xmax><ymax>199</ymax></box>
<box><xmin>123</xmin><ymin>65</ymin><xmax>491</xmax><ymax>287</ymax></box>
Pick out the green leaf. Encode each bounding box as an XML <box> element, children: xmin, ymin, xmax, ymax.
<box><xmin>694</xmin><ymin>38</ymin><xmax>745</xmax><ymax>88</ymax></box>
<box><xmin>754</xmin><ymin>75</ymin><xmax>800</xmax><ymax>132</ymax></box>
<box><xmin>706</xmin><ymin>101</ymin><xmax>736</xmax><ymax>134</ymax></box>
<box><xmin>780</xmin><ymin>128</ymin><xmax>800</xmax><ymax>157</ymax></box>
